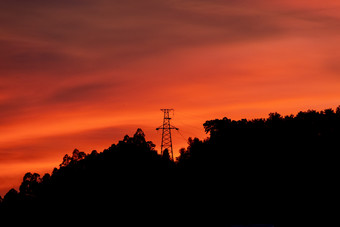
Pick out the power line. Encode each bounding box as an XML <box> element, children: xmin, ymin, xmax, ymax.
<box><xmin>176</xmin><ymin>129</ymin><xmax>189</xmax><ymax>143</ymax></box>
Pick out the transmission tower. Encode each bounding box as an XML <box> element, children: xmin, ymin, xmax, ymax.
<box><xmin>156</xmin><ymin>109</ymin><xmax>179</xmax><ymax>160</ymax></box>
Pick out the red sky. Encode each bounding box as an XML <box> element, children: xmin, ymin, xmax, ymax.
<box><xmin>1</xmin><ymin>0</ymin><xmax>340</xmax><ymax>196</ymax></box>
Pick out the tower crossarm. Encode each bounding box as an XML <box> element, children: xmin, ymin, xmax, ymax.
<box><xmin>156</xmin><ymin>125</ymin><xmax>179</xmax><ymax>130</ymax></box>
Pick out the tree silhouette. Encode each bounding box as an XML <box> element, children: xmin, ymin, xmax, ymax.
<box><xmin>19</xmin><ymin>172</ymin><xmax>41</xmax><ymax>195</ymax></box>
<box><xmin>60</xmin><ymin>154</ymin><xmax>71</xmax><ymax>167</ymax></box>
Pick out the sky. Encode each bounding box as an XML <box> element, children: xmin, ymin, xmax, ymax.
<box><xmin>1</xmin><ymin>0</ymin><xmax>340</xmax><ymax>196</ymax></box>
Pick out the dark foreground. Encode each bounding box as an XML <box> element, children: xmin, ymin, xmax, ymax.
<box><xmin>1</xmin><ymin>107</ymin><xmax>339</xmax><ymax>225</ymax></box>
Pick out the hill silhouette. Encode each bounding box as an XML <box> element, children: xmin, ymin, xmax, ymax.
<box><xmin>1</xmin><ymin>107</ymin><xmax>340</xmax><ymax>225</ymax></box>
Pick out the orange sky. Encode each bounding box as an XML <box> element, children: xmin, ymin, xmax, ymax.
<box><xmin>1</xmin><ymin>0</ymin><xmax>340</xmax><ymax>196</ymax></box>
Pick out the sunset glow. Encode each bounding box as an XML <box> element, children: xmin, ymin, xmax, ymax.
<box><xmin>1</xmin><ymin>0</ymin><xmax>340</xmax><ymax>196</ymax></box>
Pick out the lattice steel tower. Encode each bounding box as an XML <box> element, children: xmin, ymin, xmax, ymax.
<box><xmin>156</xmin><ymin>109</ymin><xmax>178</xmax><ymax>160</ymax></box>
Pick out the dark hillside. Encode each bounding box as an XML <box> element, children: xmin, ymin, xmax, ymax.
<box><xmin>177</xmin><ymin>107</ymin><xmax>340</xmax><ymax>224</ymax></box>
<box><xmin>0</xmin><ymin>129</ymin><xmax>178</xmax><ymax>224</ymax></box>
<box><xmin>1</xmin><ymin>107</ymin><xmax>340</xmax><ymax>225</ymax></box>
